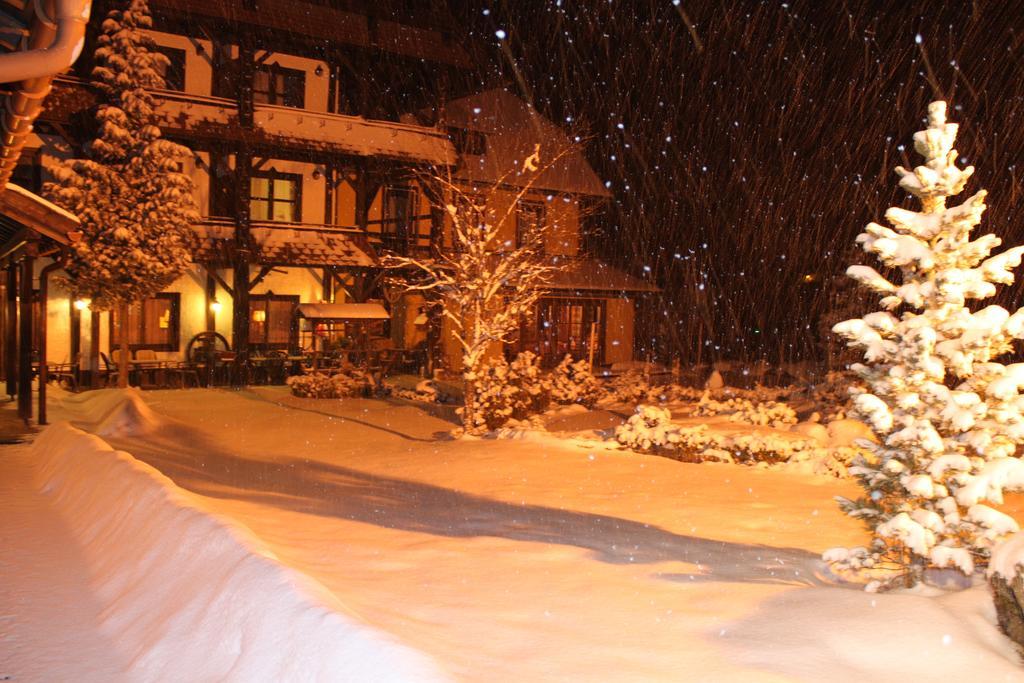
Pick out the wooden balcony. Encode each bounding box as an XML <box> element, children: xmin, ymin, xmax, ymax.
<box><xmin>45</xmin><ymin>79</ymin><xmax>455</xmax><ymax>166</ymax></box>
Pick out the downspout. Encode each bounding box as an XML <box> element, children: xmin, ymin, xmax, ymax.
<box><xmin>0</xmin><ymin>0</ymin><xmax>91</xmax><ymax>186</ymax></box>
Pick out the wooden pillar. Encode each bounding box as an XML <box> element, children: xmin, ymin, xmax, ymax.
<box><xmin>89</xmin><ymin>306</ymin><xmax>100</xmax><ymax>389</ymax></box>
<box><xmin>205</xmin><ymin>267</ymin><xmax>217</xmax><ymax>331</ymax></box>
<box><xmin>18</xmin><ymin>254</ymin><xmax>33</xmax><ymax>421</ymax></box>
<box><xmin>237</xmin><ymin>43</ymin><xmax>255</xmax><ymax>127</ymax></box>
<box><xmin>324</xmin><ymin>163</ymin><xmax>334</xmax><ymax>226</ymax></box>
<box><xmin>5</xmin><ymin>265</ymin><xmax>15</xmax><ymax>397</ymax></box>
<box><xmin>322</xmin><ymin>267</ymin><xmax>334</xmax><ymax>303</ymax></box>
<box><xmin>232</xmin><ymin>145</ymin><xmax>252</xmax><ymax>387</ymax></box>
<box><xmin>37</xmin><ymin>262</ymin><xmax>60</xmax><ymax>425</ymax></box>
<box><xmin>70</xmin><ymin>297</ymin><xmax>81</xmax><ymax>361</ymax></box>
<box><xmin>355</xmin><ymin>167</ymin><xmax>369</xmax><ymax>234</ymax></box>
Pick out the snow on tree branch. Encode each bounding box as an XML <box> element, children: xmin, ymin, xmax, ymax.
<box><xmin>827</xmin><ymin>101</ymin><xmax>1024</xmax><ymax>589</ymax></box>
<box><xmin>383</xmin><ymin>144</ymin><xmax>576</xmax><ymax>434</ymax></box>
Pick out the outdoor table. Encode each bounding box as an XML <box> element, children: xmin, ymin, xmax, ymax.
<box><xmin>127</xmin><ymin>360</ymin><xmax>170</xmax><ymax>388</ymax></box>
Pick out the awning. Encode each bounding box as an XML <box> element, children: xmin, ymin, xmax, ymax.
<box><xmin>297</xmin><ymin>302</ymin><xmax>390</xmax><ymax>320</ymax></box>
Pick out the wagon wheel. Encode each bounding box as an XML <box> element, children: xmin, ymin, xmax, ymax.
<box><xmin>185</xmin><ymin>331</ymin><xmax>231</xmax><ymax>385</ymax></box>
<box><xmin>185</xmin><ymin>331</ymin><xmax>231</xmax><ymax>364</ymax></box>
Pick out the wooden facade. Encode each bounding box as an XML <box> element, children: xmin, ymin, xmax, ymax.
<box><xmin>11</xmin><ymin>0</ymin><xmax>650</xmax><ymax>387</ymax></box>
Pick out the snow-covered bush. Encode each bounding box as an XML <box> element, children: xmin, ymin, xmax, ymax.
<box><xmin>390</xmin><ymin>379</ymin><xmax>444</xmax><ymax>403</ymax></box>
<box><xmin>615</xmin><ymin>406</ymin><xmax>845</xmax><ymax>471</ymax></box>
<box><xmin>509</xmin><ymin>351</ymin><xmax>551</xmax><ymax>415</ymax></box>
<box><xmin>462</xmin><ymin>352</ymin><xmax>552</xmax><ymax>432</ymax></box>
<box><xmin>602</xmin><ymin>369</ymin><xmax>652</xmax><ymax>404</ymax></box>
<box><xmin>287</xmin><ymin>371</ymin><xmax>368</xmax><ymax>399</ymax></box>
<box><xmin>549</xmin><ymin>355</ymin><xmax>600</xmax><ymax>407</ymax></box>
<box><xmin>692</xmin><ymin>393</ymin><xmax>798</xmax><ymax>428</ymax></box>
<box><xmin>828</xmin><ymin>101</ymin><xmax>1024</xmax><ymax>588</ymax></box>
<box><xmin>615</xmin><ymin>405</ymin><xmax>683</xmax><ymax>454</ymax></box>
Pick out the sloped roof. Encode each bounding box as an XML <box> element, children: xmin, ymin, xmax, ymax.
<box><xmin>545</xmin><ymin>257</ymin><xmax>659</xmax><ymax>293</ymax></box>
<box><xmin>440</xmin><ymin>89</ymin><xmax>611</xmax><ymax>198</ymax></box>
<box><xmin>194</xmin><ymin>221</ymin><xmax>377</xmax><ymax>268</ymax></box>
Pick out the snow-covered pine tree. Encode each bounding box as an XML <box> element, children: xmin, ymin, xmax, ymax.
<box><xmin>45</xmin><ymin>0</ymin><xmax>196</xmax><ymax>386</ymax></box>
<box><xmin>829</xmin><ymin>101</ymin><xmax>1024</xmax><ymax>588</ymax></box>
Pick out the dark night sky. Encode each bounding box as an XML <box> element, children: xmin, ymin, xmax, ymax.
<box><xmin>444</xmin><ymin>1</ymin><xmax>1024</xmax><ymax>365</ymax></box>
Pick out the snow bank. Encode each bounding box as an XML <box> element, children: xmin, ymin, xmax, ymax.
<box><xmin>61</xmin><ymin>387</ymin><xmax>163</xmax><ymax>437</ymax></box>
<box><xmin>32</xmin><ymin>421</ymin><xmax>448</xmax><ymax>682</ymax></box>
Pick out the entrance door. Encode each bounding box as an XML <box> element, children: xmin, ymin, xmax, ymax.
<box><xmin>533</xmin><ymin>298</ymin><xmax>605</xmax><ymax>366</ymax></box>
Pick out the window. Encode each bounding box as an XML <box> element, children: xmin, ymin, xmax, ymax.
<box><xmin>516</xmin><ymin>200</ymin><xmax>545</xmax><ymax>248</ymax></box>
<box><xmin>381</xmin><ymin>186</ymin><xmax>417</xmax><ymax>252</ymax></box>
<box><xmin>110</xmin><ymin>293</ymin><xmax>181</xmax><ymax>351</ymax></box>
<box><xmin>529</xmin><ymin>298</ymin><xmax>605</xmax><ymax>366</ymax></box>
<box><xmin>253</xmin><ymin>64</ymin><xmax>305</xmax><ymax>108</ymax></box>
<box><xmin>250</xmin><ymin>171</ymin><xmax>301</xmax><ymax>223</ymax></box>
<box><xmin>249</xmin><ymin>295</ymin><xmax>299</xmax><ymax>349</ymax></box>
<box><xmin>153</xmin><ymin>46</ymin><xmax>186</xmax><ymax>91</ymax></box>
<box><xmin>447</xmin><ymin>127</ymin><xmax>487</xmax><ymax>156</ymax></box>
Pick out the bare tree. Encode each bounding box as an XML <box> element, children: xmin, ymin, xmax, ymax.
<box><xmin>384</xmin><ymin>147</ymin><xmax>572</xmax><ymax>434</ymax></box>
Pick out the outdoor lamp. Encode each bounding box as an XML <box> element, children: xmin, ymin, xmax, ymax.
<box><xmin>73</xmin><ymin>298</ymin><xmax>89</xmax><ymax>310</ymax></box>
<box><xmin>210</xmin><ymin>297</ymin><xmax>222</xmax><ymax>314</ymax></box>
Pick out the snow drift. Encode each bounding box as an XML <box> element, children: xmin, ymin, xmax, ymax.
<box><xmin>32</xmin><ymin>417</ymin><xmax>447</xmax><ymax>682</ymax></box>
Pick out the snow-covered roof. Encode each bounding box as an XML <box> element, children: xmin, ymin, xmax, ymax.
<box><xmin>194</xmin><ymin>221</ymin><xmax>377</xmax><ymax>268</ymax></box>
<box><xmin>545</xmin><ymin>257</ymin><xmax>659</xmax><ymax>293</ymax></box>
<box><xmin>297</xmin><ymin>303</ymin><xmax>390</xmax><ymax>320</ymax></box>
<box><xmin>438</xmin><ymin>89</ymin><xmax>611</xmax><ymax>198</ymax></box>
<box><xmin>0</xmin><ymin>182</ymin><xmax>80</xmax><ymax>246</ymax></box>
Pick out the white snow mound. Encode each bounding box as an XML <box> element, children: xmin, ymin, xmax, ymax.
<box><xmin>32</xmin><ymin>422</ymin><xmax>448</xmax><ymax>682</ymax></box>
<box><xmin>61</xmin><ymin>387</ymin><xmax>163</xmax><ymax>437</ymax></box>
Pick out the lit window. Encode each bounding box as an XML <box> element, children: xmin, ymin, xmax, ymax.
<box><xmin>250</xmin><ymin>172</ymin><xmax>301</xmax><ymax>223</ymax></box>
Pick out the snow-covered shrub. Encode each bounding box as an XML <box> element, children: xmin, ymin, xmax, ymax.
<box><xmin>827</xmin><ymin>101</ymin><xmax>1024</xmax><ymax>588</ymax></box>
<box><xmin>287</xmin><ymin>371</ymin><xmax>368</xmax><ymax>399</ymax></box>
<box><xmin>462</xmin><ymin>352</ymin><xmax>551</xmax><ymax>432</ymax></box>
<box><xmin>692</xmin><ymin>393</ymin><xmax>798</xmax><ymax>428</ymax></box>
<box><xmin>615</xmin><ymin>405</ymin><xmax>683</xmax><ymax>453</ymax></box>
<box><xmin>615</xmin><ymin>406</ymin><xmax>856</xmax><ymax>475</ymax></box>
<box><xmin>390</xmin><ymin>379</ymin><xmax>444</xmax><ymax>403</ymax></box>
<box><xmin>509</xmin><ymin>351</ymin><xmax>551</xmax><ymax>415</ymax></box>
<box><xmin>807</xmin><ymin>370</ymin><xmax>856</xmax><ymax>419</ymax></box>
<box><xmin>602</xmin><ymin>369</ymin><xmax>652</xmax><ymax>404</ymax></box>
<box><xmin>548</xmin><ymin>355</ymin><xmax>600</xmax><ymax>407</ymax></box>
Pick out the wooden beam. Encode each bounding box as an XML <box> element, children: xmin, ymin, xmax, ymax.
<box><xmin>248</xmin><ymin>265</ymin><xmax>274</xmax><ymax>291</ymax></box>
<box><xmin>18</xmin><ymin>254</ymin><xmax>33</xmax><ymax>421</ymax></box>
<box><xmin>4</xmin><ymin>266</ymin><xmax>15</xmax><ymax>396</ymax></box>
<box><xmin>207</xmin><ymin>268</ymin><xmax>235</xmax><ymax>299</ymax></box>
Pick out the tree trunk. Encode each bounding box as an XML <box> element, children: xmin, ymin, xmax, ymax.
<box><xmin>118</xmin><ymin>301</ymin><xmax>130</xmax><ymax>388</ymax></box>
<box><xmin>462</xmin><ymin>376</ymin><xmax>478</xmax><ymax>435</ymax></box>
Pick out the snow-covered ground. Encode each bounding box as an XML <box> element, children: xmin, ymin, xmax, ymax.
<box><xmin>7</xmin><ymin>386</ymin><xmax>1024</xmax><ymax>680</ymax></box>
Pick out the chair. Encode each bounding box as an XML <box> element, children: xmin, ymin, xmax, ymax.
<box><xmin>47</xmin><ymin>353</ymin><xmax>80</xmax><ymax>392</ymax></box>
<box><xmin>100</xmin><ymin>352</ymin><xmax>119</xmax><ymax>386</ymax></box>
